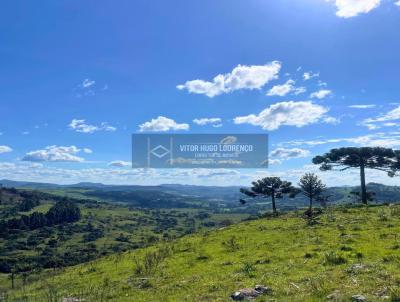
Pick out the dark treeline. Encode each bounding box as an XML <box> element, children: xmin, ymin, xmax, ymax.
<box><xmin>0</xmin><ymin>199</ymin><xmax>81</xmax><ymax>236</ymax></box>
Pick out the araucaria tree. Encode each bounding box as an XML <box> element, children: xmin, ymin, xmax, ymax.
<box><xmin>312</xmin><ymin>147</ymin><xmax>396</xmax><ymax>205</ymax></box>
<box><xmin>240</xmin><ymin>177</ymin><xmax>297</xmax><ymax>215</ymax></box>
<box><xmin>299</xmin><ymin>173</ymin><xmax>326</xmax><ymax>211</ymax></box>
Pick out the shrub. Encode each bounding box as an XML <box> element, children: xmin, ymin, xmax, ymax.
<box><xmin>134</xmin><ymin>245</ymin><xmax>172</xmax><ymax>275</ymax></box>
<box><xmin>378</xmin><ymin>210</ymin><xmax>389</xmax><ymax>222</ymax></box>
<box><xmin>240</xmin><ymin>262</ymin><xmax>256</xmax><ymax>278</ymax></box>
<box><xmin>323</xmin><ymin>251</ymin><xmax>347</xmax><ymax>265</ymax></box>
<box><xmin>222</xmin><ymin>236</ymin><xmax>240</xmax><ymax>252</ymax></box>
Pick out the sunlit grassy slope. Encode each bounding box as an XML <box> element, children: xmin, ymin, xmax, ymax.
<box><xmin>5</xmin><ymin>205</ymin><xmax>400</xmax><ymax>302</ymax></box>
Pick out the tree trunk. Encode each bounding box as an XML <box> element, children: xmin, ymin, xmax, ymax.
<box><xmin>271</xmin><ymin>194</ymin><xmax>277</xmax><ymax>215</ymax></box>
<box><xmin>360</xmin><ymin>162</ymin><xmax>367</xmax><ymax>204</ymax></box>
<box><xmin>309</xmin><ymin>196</ymin><xmax>313</xmax><ymax>211</ymax></box>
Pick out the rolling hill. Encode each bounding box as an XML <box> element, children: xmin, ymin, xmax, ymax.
<box><xmin>2</xmin><ymin>179</ymin><xmax>400</xmax><ymax>210</ymax></box>
<box><xmin>3</xmin><ymin>204</ymin><xmax>400</xmax><ymax>301</ymax></box>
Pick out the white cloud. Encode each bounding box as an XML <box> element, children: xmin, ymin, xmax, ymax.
<box><xmin>69</xmin><ymin>119</ymin><xmax>116</xmax><ymax>134</ymax></box>
<box><xmin>362</xmin><ymin>105</ymin><xmax>400</xmax><ymax>129</ymax></box>
<box><xmin>267</xmin><ymin>79</ymin><xmax>306</xmax><ymax>97</ymax></box>
<box><xmin>303</xmin><ymin>71</ymin><xmax>319</xmax><ymax>81</ymax></box>
<box><xmin>22</xmin><ymin>145</ymin><xmax>86</xmax><ymax>162</ymax></box>
<box><xmin>2</xmin><ymin>161</ymin><xmax>399</xmax><ymax>187</ymax></box>
<box><xmin>267</xmin><ymin>80</ymin><xmax>294</xmax><ymax>96</ymax></box>
<box><xmin>83</xmin><ymin>148</ymin><xmax>93</xmax><ymax>154</ymax></box>
<box><xmin>348</xmin><ymin>104</ymin><xmax>376</xmax><ymax>109</ymax></box>
<box><xmin>396</xmin><ymin>0</ymin><xmax>400</xmax><ymax>6</ymax></box>
<box><xmin>82</xmin><ymin>78</ymin><xmax>95</xmax><ymax>88</ymax></box>
<box><xmin>193</xmin><ymin>118</ymin><xmax>222</xmax><ymax>127</ymax></box>
<box><xmin>139</xmin><ymin>116</ymin><xmax>189</xmax><ymax>132</ymax></box>
<box><xmin>233</xmin><ymin>101</ymin><xmax>332</xmax><ymax>131</ymax></box>
<box><xmin>310</xmin><ymin>89</ymin><xmax>332</xmax><ymax>99</ymax></box>
<box><xmin>75</xmin><ymin>78</ymin><xmax>102</xmax><ymax>98</ymax></box>
<box><xmin>323</xmin><ymin>116</ymin><xmax>340</xmax><ymax>125</ymax></box>
<box><xmin>0</xmin><ymin>146</ymin><xmax>12</xmax><ymax>154</ymax></box>
<box><xmin>270</xmin><ymin>147</ymin><xmax>310</xmax><ymax>160</ymax></box>
<box><xmin>318</xmin><ymin>80</ymin><xmax>328</xmax><ymax>87</ymax></box>
<box><xmin>280</xmin><ymin>132</ymin><xmax>400</xmax><ymax>148</ymax></box>
<box><xmin>177</xmin><ymin>61</ymin><xmax>281</xmax><ymax>97</ymax></box>
<box><xmin>100</xmin><ymin>123</ymin><xmax>117</xmax><ymax>132</ymax></box>
<box><xmin>108</xmin><ymin>160</ymin><xmax>131</xmax><ymax>167</ymax></box>
<box><xmin>268</xmin><ymin>158</ymin><xmax>283</xmax><ymax>165</ymax></box>
<box><xmin>293</xmin><ymin>87</ymin><xmax>307</xmax><ymax>95</ymax></box>
<box><xmin>333</xmin><ymin>0</ymin><xmax>381</xmax><ymax>18</ymax></box>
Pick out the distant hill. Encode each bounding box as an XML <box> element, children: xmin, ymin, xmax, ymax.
<box><xmin>1</xmin><ymin>179</ymin><xmax>399</xmax><ymax>209</ymax></box>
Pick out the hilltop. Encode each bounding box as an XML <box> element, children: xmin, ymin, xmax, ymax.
<box><xmin>4</xmin><ymin>204</ymin><xmax>400</xmax><ymax>301</ymax></box>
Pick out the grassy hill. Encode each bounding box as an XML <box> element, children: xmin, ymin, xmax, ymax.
<box><xmin>0</xmin><ymin>187</ymin><xmax>248</xmax><ymax>292</ymax></box>
<box><xmin>3</xmin><ymin>204</ymin><xmax>400</xmax><ymax>301</ymax></box>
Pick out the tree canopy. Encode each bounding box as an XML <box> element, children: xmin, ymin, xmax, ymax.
<box><xmin>312</xmin><ymin>147</ymin><xmax>397</xmax><ymax>204</ymax></box>
<box><xmin>240</xmin><ymin>177</ymin><xmax>297</xmax><ymax>215</ymax></box>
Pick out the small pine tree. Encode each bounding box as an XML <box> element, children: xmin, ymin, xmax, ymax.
<box><xmin>298</xmin><ymin>173</ymin><xmax>326</xmax><ymax>211</ymax></box>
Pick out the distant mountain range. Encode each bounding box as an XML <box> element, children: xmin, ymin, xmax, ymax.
<box><xmin>1</xmin><ymin>179</ymin><xmax>400</xmax><ymax>207</ymax></box>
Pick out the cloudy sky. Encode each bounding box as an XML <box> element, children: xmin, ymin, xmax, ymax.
<box><xmin>1</xmin><ymin>0</ymin><xmax>400</xmax><ymax>186</ymax></box>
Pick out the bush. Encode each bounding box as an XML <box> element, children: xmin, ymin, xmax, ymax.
<box><xmin>222</xmin><ymin>236</ymin><xmax>240</xmax><ymax>252</ymax></box>
<box><xmin>323</xmin><ymin>251</ymin><xmax>347</xmax><ymax>265</ymax></box>
<box><xmin>134</xmin><ymin>245</ymin><xmax>172</xmax><ymax>275</ymax></box>
<box><xmin>240</xmin><ymin>262</ymin><xmax>256</xmax><ymax>278</ymax></box>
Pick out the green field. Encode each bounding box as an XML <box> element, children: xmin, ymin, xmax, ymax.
<box><xmin>3</xmin><ymin>204</ymin><xmax>400</xmax><ymax>301</ymax></box>
<box><xmin>0</xmin><ymin>187</ymin><xmax>248</xmax><ymax>295</ymax></box>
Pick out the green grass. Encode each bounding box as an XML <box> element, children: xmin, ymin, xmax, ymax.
<box><xmin>3</xmin><ymin>204</ymin><xmax>400</xmax><ymax>301</ymax></box>
<box><xmin>0</xmin><ymin>189</ymin><xmax>248</xmax><ymax>288</ymax></box>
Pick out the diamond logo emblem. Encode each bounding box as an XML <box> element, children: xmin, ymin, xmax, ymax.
<box><xmin>150</xmin><ymin>145</ymin><xmax>170</xmax><ymax>158</ymax></box>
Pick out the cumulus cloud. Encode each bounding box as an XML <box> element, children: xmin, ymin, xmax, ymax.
<box><xmin>22</xmin><ymin>145</ymin><xmax>87</xmax><ymax>162</ymax></box>
<box><xmin>139</xmin><ymin>116</ymin><xmax>189</xmax><ymax>132</ymax></box>
<box><xmin>108</xmin><ymin>160</ymin><xmax>131</xmax><ymax>167</ymax></box>
<box><xmin>396</xmin><ymin>0</ymin><xmax>400</xmax><ymax>6</ymax></box>
<box><xmin>333</xmin><ymin>0</ymin><xmax>381</xmax><ymax>18</ymax></box>
<box><xmin>177</xmin><ymin>61</ymin><xmax>281</xmax><ymax>97</ymax></box>
<box><xmin>233</xmin><ymin>101</ymin><xmax>331</xmax><ymax>131</ymax></box>
<box><xmin>348</xmin><ymin>104</ymin><xmax>376</xmax><ymax>109</ymax></box>
<box><xmin>267</xmin><ymin>79</ymin><xmax>306</xmax><ymax>97</ymax></box>
<box><xmin>0</xmin><ymin>146</ymin><xmax>12</xmax><ymax>154</ymax></box>
<box><xmin>69</xmin><ymin>119</ymin><xmax>116</xmax><ymax>134</ymax></box>
<box><xmin>193</xmin><ymin>118</ymin><xmax>222</xmax><ymax>127</ymax></box>
<box><xmin>310</xmin><ymin>89</ymin><xmax>332</xmax><ymax>99</ymax></box>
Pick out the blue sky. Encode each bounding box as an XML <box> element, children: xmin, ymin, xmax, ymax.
<box><xmin>1</xmin><ymin>0</ymin><xmax>400</xmax><ymax>186</ymax></box>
